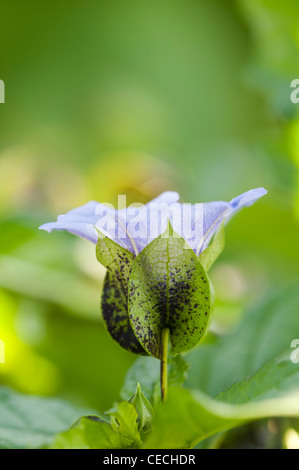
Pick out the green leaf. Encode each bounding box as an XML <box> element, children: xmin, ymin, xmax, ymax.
<box><xmin>128</xmin><ymin>225</ymin><xmax>211</xmax><ymax>358</ymax></box>
<box><xmin>198</xmin><ymin>224</ymin><xmax>225</xmax><ymax>272</ymax></box>
<box><xmin>0</xmin><ymin>387</ymin><xmax>95</xmax><ymax>449</ymax></box>
<box><xmin>216</xmin><ymin>358</ymin><xmax>299</xmax><ymax>405</ymax></box>
<box><xmin>120</xmin><ymin>356</ymin><xmax>160</xmax><ymax>401</ymax></box>
<box><xmin>142</xmin><ymin>285</ymin><xmax>299</xmax><ymax>448</ymax></box>
<box><xmin>129</xmin><ymin>383</ymin><xmax>154</xmax><ymax>433</ymax></box>
<box><xmin>51</xmin><ymin>416</ymin><xmax>120</xmax><ymax>449</ymax></box>
<box><xmin>185</xmin><ymin>284</ymin><xmax>299</xmax><ymax>397</ymax></box>
<box><xmin>53</xmin><ymin>401</ymin><xmax>143</xmax><ymax>449</ymax></box>
<box><xmin>145</xmin><ymin>358</ymin><xmax>299</xmax><ymax>449</ymax></box>
<box><xmin>96</xmin><ymin>232</ymin><xmax>146</xmax><ymax>354</ymax></box>
<box><xmin>121</xmin><ymin>354</ymin><xmax>190</xmax><ymax>403</ymax></box>
<box><xmin>108</xmin><ymin>401</ymin><xmax>143</xmax><ymax>448</ymax></box>
<box><xmin>168</xmin><ymin>354</ymin><xmax>190</xmax><ymax>387</ymax></box>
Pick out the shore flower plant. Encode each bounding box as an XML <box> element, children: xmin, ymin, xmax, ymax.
<box><xmin>40</xmin><ymin>188</ymin><xmax>267</xmax><ymax>401</ymax></box>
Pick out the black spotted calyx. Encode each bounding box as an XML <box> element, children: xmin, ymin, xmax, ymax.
<box><xmin>97</xmin><ymin>223</ymin><xmax>211</xmax><ymax>359</ymax></box>
<box><xmin>128</xmin><ymin>224</ymin><xmax>210</xmax><ymax>358</ymax></box>
<box><xmin>96</xmin><ymin>230</ymin><xmax>146</xmax><ymax>355</ymax></box>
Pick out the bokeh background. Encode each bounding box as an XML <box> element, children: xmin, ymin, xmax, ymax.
<box><xmin>0</xmin><ymin>0</ymin><xmax>298</xmax><ymax>446</ymax></box>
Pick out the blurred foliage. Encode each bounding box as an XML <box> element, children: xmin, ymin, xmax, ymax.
<box><xmin>0</xmin><ymin>0</ymin><xmax>298</xmax><ymax>448</ymax></box>
<box><xmin>0</xmin><ymin>386</ymin><xmax>94</xmax><ymax>449</ymax></box>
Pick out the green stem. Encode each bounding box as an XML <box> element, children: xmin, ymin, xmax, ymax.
<box><xmin>160</xmin><ymin>328</ymin><xmax>169</xmax><ymax>402</ymax></box>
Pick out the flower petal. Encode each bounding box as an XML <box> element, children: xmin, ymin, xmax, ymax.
<box><xmin>39</xmin><ymin>188</ymin><xmax>267</xmax><ymax>256</ymax></box>
<box><xmin>229</xmin><ymin>187</ymin><xmax>268</xmax><ymax>209</ymax></box>
<box><xmin>170</xmin><ymin>187</ymin><xmax>267</xmax><ymax>255</ymax></box>
<box><xmin>39</xmin><ymin>192</ymin><xmax>180</xmax><ymax>253</ymax></box>
<box><xmin>39</xmin><ymin>201</ymin><xmax>100</xmax><ymax>243</ymax></box>
<box><xmin>39</xmin><ymin>221</ymin><xmax>99</xmax><ymax>244</ymax></box>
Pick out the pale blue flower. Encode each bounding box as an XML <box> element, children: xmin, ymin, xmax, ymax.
<box><xmin>39</xmin><ymin>188</ymin><xmax>267</xmax><ymax>255</ymax></box>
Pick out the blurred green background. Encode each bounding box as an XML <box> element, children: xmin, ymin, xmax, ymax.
<box><xmin>0</xmin><ymin>0</ymin><xmax>298</xmax><ymax>433</ymax></box>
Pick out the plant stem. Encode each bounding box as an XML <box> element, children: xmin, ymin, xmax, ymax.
<box><xmin>160</xmin><ymin>328</ymin><xmax>169</xmax><ymax>402</ymax></box>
